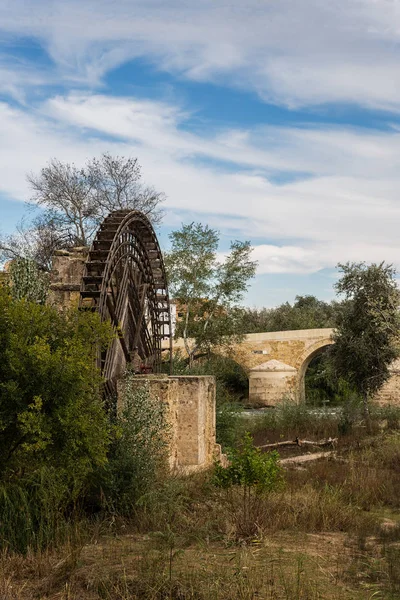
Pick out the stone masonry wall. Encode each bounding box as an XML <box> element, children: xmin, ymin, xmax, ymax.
<box><xmin>47</xmin><ymin>247</ymin><xmax>89</xmax><ymax>309</ymax></box>
<box><xmin>374</xmin><ymin>362</ymin><xmax>400</xmax><ymax>407</ymax></box>
<box><xmin>118</xmin><ymin>374</ymin><xmax>223</xmax><ymax>472</ymax></box>
<box><xmin>169</xmin><ymin>330</ymin><xmax>400</xmax><ymax>406</ymax></box>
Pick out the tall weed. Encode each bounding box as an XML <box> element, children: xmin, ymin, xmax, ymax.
<box><xmin>0</xmin><ymin>467</ymin><xmax>75</xmax><ymax>554</ymax></box>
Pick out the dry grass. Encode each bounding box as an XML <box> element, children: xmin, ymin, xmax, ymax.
<box><xmin>2</xmin><ymin>420</ymin><xmax>400</xmax><ymax>599</ymax></box>
<box><xmin>0</xmin><ymin>531</ymin><xmax>384</xmax><ymax>600</ymax></box>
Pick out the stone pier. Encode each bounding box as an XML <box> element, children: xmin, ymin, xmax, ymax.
<box><xmin>118</xmin><ymin>374</ymin><xmax>224</xmax><ymax>472</ymax></box>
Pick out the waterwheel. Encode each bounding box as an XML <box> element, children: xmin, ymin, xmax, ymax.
<box><xmin>79</xmin><ymin>210</ymin><xmax>172</xmax><ymax>396</ymax></box>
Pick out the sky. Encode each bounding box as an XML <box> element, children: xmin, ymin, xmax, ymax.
<box><xmin>1</xmin><ymin>0</ymin><xmax>400</xmax><ymax>307</ymax></box>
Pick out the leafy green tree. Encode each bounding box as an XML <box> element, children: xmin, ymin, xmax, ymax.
<box><xmin>165</xmin><ymin>223</ymin><xmax>257</xmax><ymax>366</ymax></box>
<box><xmin>0</xmin><ymin>287</ymin><xmax>112</xmax><ymax>488</ymax></box>
<box><xmin>330</xmin><ymin>262</ymin><xmax>400</xmax><ymax>421</ymax></box>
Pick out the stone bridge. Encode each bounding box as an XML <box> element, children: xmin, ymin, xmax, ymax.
<box><xmin>228</xmin><ymin>329</ymin><xmax>334</xmax><ymax>405</ymax></box>
<box><xmin>172</xmin><ymin>327</ymin><xmax>400</xmax><ymax>406</ymax></box>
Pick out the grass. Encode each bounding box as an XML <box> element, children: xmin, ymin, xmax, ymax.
<box><xmin>2</xmin><ymin>404</ymin><xmax>400</xmax><ymax>599</ymax></box>
<box><xmin>0</xmin><ymin>532</ymin><xmax>384</xmax><ymax>599</ymax></box>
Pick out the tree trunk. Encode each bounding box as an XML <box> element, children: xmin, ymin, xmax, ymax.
<box><xmin>259</xmin><ymin>437</ymin><xmax>337</xmax><ymax>450</ymax></box>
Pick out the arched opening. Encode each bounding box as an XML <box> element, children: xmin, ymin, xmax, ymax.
<box><xmin>297</xmin><ymin>340</ymin><xmax>334</xmax><ymax>404</ymax></box>
<box><xmin>304</xmin><ymin>346</ymin><xmax>336</xmax><ymax>406</ymax></box>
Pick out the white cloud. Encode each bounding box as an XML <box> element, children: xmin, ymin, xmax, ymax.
<box><xmin>43</xmin><ymin>93</ymin><xmax>400</xmax><ymax>180</ymax></box>
<box><xmin>1</xmin><ymin>92</ymin><xmax>400</xmax><ymax>277</ymax></box>
<box><xmin>252</xmin><ymin>245</ymin><xmax>322</xmax><ymax>275</ymax></box>
<box><xmin>2</xmin><ymin>1</ymin><xmax>400</xmax><ymax>109</ymax></box>
<box><xmin>0</xmin><ymin>60</ymin><xmax>53</xmax><ymax>104</ymax></box>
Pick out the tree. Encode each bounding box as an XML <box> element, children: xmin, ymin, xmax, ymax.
<box><xmin>86</xmin><ymin>153</ymin><xmax>164</xmax><ymax>222</ymax></box>
<box><xmin>164</xmin><ymin>223</ymin><xmax>257</xmax><ymax>366</ymax></box>
<box><xmin>0</xmin><ymin>216</ymin><xmax>61</xmax><ymax>271</ymax></box>
<box><xmin>0</xmin><ymin>152</ymin><xmax>165</xmax><ymax>270</ymax></box>
<box><xmin>240</xmin><ymin>295</ymin><xmax>338</xmax><ymax>333</ymax></box>
<box><xmin>330</xmin><ymin>262</ymin><xmax>400</xmax><ymax>421</ymax></box>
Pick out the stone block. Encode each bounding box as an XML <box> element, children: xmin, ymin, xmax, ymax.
<box><xmin>118</xmin><ymin>374</ymin><xmax>223</xmax><ymax>472</ymax></box>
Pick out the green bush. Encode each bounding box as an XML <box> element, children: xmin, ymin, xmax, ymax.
<box><xmin>0</xmin><ymin>288</ymin><xmax>113</xmax><ymax>552</ymax></box>
<box><xmin>92</xmin><ymin>375</ymin><xmax>170</xmax><ymax>516</ymax></box>
<box><xmin>214</xmin><ymin>432</ymin><xmax>283</xmax><ymax>493</ymax></box>
<box><xmin>0</xmin><ymin>288</ymin><xmax>112</xmax><ymax>484</ymax></box>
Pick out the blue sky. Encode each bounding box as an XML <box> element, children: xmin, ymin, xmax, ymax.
<box><xmin>1</xmin><ymin>1</ymin><xmax>400</xmax><ymax>306</ymax></box>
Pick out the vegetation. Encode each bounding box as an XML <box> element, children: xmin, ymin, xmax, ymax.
<box><xmin>214</xmin><ymin>432</ymin><xmax>281</xmax><ymax>493</ymax></box>
<box><xmin>0</xmin><ymin>152</ymin><xmax>165</xmax><ymax>270</ymax></box>
<box><xmin>7</xmin><ymin>257</ymin><xmax>50</xmax><ymax>304</ymax></box>
<box><xmin>165</xmin><ymin>222</ymin><xmax>257</xmax><ymax>366</ymax></box>
<box><xmin>2</xmin><ymin>410</ymin><xmax>400</xmax><ymax>598</ymax></box>
<box><xmin>304</xmin><ymin>351</ymin><xmax>357</xmax><ymax>407</ymax></box>
<box><xmin>1</xmin><ymin>293</ymin><xmax>400</xmax><ymax>596</ymax></box>
<box><xmin>92</xmin><ymin>375</ymin><xmax>170</xmax><ymax>516</ymax></box>
<box><xmin>2</xmin><ymin>221</ymin><xmax>400</xmax><ymax>600</ymax></box>
<box><xmin>0</xmin><ymin>287</ymin><xmax>112</xmax><ymax>482</ymax></box>
<box><xmin>240</xmin><ymin>294</ymin><xmax>339</xmax><ymax>333</ymax></box>
<box><xmin>330</xmin><ymin>262</ymin><xmax>400</xmax><ymax>419</ymax></box>
<box><xmin>0</xmin><ymin>290</ymin><xmax>172</xmax><ymax>554</ymax></box>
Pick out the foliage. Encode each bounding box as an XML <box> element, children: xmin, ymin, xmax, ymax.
<box><xmin>165</xmin><ymin>222</ymin><xmax>257</xmax><ymax>365</ymax></box>
<box><xmin>0</xmin><ymin>152</ymin><xmax>165</xmax><ymax>270</ymax></box>
<box><xmin>215</xmin><ymin>401</ymin><xmax>244</xmax><ymax>450</ymax></box>
<box><xmin>330</xmin><ymin>262</ymin><xmax>400</xmax><ymax>419</ymax></box>
<box><xmin>173</xmin><ymin>353</ymin><xmax>248</xmax><ymax>396</ymax></box>
<box><xmin>93</xmin><ymin>375</ymin><xmax>170</xmax><ymax>515</ymax></box>
<box><xmin>304</xmin><ymin>351</ymin><xmax>357</xmax><ymax>407</ymax></box>
<box><xmin>0</xmin><ymin>287</ymin><xmax>112</xmax><ymax>486</ymax></box>
<box><xmin>240</xmin><ymin>295</ymin><xmax>339</xmax><ymax>333</ymax></box>
<box><xmin>7</xmin><ymin>257</ymin><xmax>50</xmax><ymax>304</ymax></box>
<box><xmin>214</xmin><ymin>432</ymin><xmax>282</xmax><ymax>493</ymax></box>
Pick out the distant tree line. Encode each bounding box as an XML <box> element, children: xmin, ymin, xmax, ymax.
<box><xmin>239</xmin><ymin>295</ymin><xmax>340</xmax><ymax>334</ymax></box>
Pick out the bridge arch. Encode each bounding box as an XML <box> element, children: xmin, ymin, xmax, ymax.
<box><xmin>295</xmin><ymin>337</ymin><xmax>334</xmax><ymax>403</ymax></box>
<box><xmin>168</xmin><ymin>328</ymin><xmax>336</xmax><ymax>405</ymax></box>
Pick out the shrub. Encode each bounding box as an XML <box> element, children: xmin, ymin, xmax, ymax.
<box><xmin>214</xmin><ymin>432</ymin><xmax>283</xmax><ymax>493</ymax></box>
<box><xmin>8</xmin><ymin>258</ymin><xmax>50</xmax><ymax>304</ymax></box>
<box><xmin>0</xmin><ymin>289</ymin><xmax>113</xmax><ymax>552</ymax></box>
<box><xmin>0</xmin><ymin>288</ymin><xmax>112</xmax><ymax>484</ymax></box>
<box><xmin>92</xmin><ymin>375</ymin><xmax>170</xmax><ymax>516</ymax></box>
